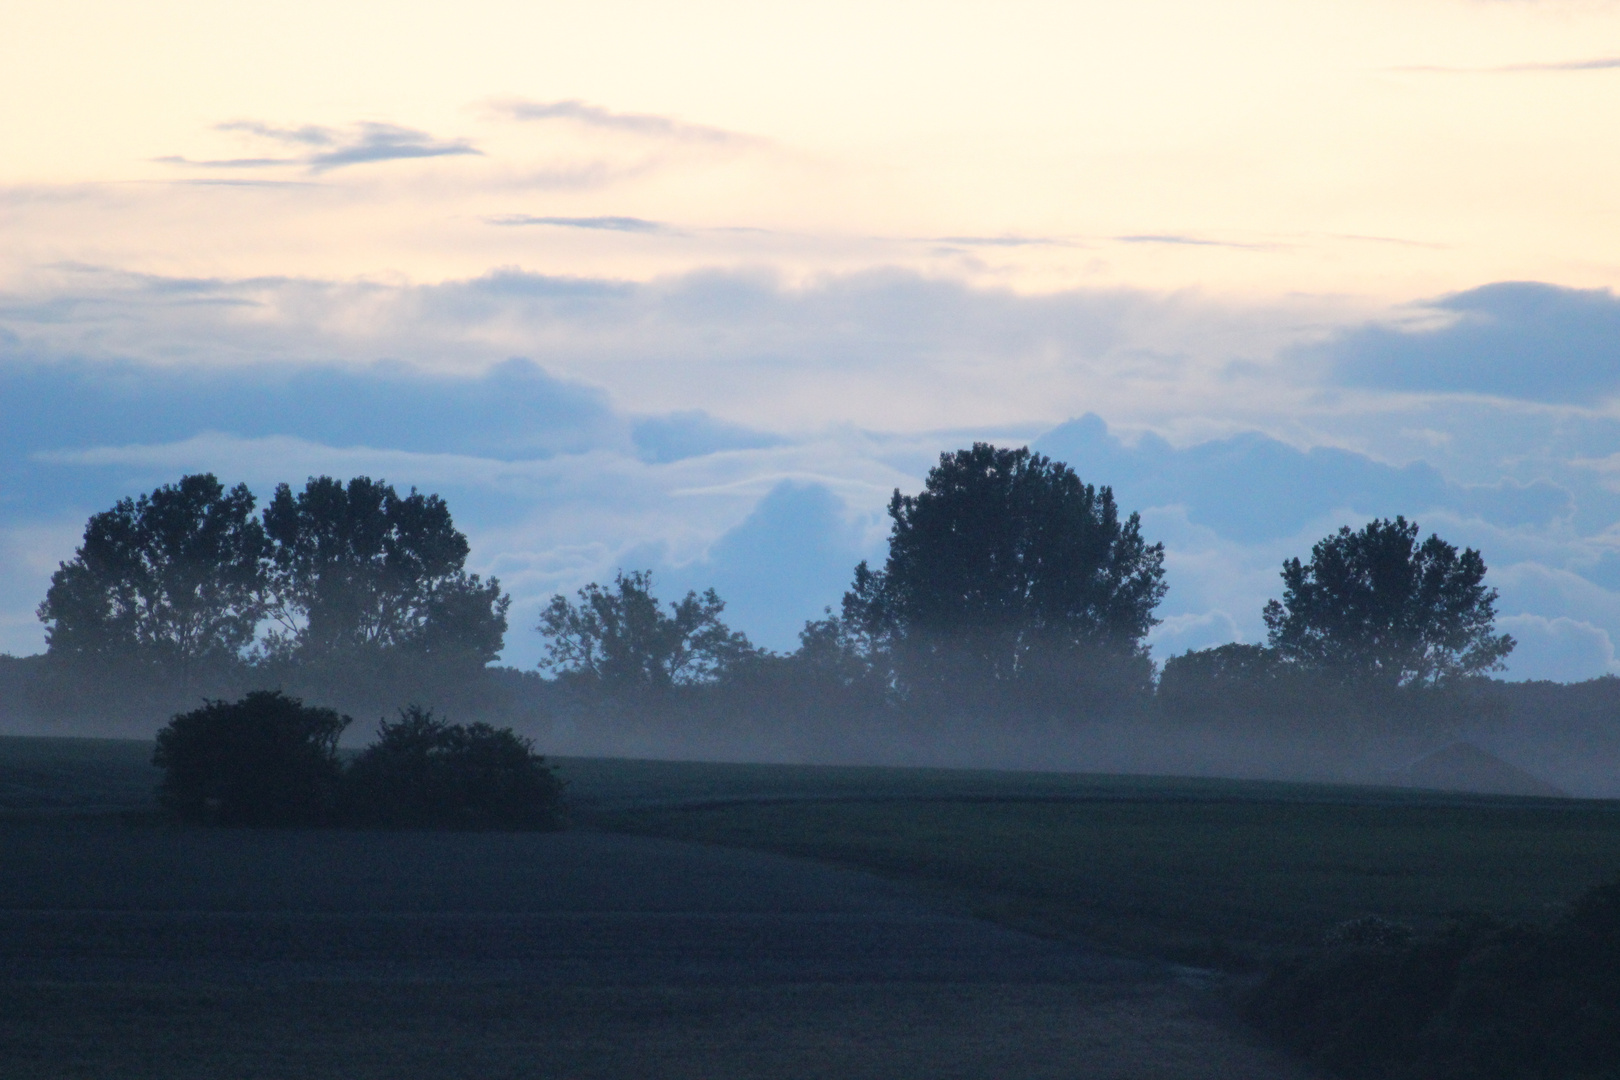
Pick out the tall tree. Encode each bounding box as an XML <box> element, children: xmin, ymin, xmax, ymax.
<box><xmin>263</xmin><ymin>476</ymin><xmax>509</xmax><ymax>667</ymax></box>
<box><xmin>1262</xmin><ymin>516</ymin><xmax>1515</xmax><ymax>687</ymax></box>
<box><xmin>843</xmin><ymin>443</ymin><xmax>1166</xmax><ymax>711</ymax></box>
<box><xmin>37</xmin><ymin>474</ymin><xmax>268</xmax><ymax>686</ymax></box>
<box><xmin>537</xmin><ymin>571</ymin><xmax>755</xmax><ymax>694</ymax></box>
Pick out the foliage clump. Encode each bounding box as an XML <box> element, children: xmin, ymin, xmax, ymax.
<box><xmin>537</xmin><ymin>570</ymin><xmax>756</xmax><ymax>694</ymax></box>
<box><xmin>152</xmin><ymin>692</ymin><xmax>564</xmax><ymax>830</ymax></box>
<box><xmin>153</xmin><ymin>690</ymin><xmax>347</xmax><ymax>826</ymax></box>
<box><xmin>345</xmin><ymin>706</ymin><xmax>566</xmax><ymax>830</ymax></box>
<box><xmin>37</xmin><ymin>472</ymin><xmax>511</xmax><ymax>727</ymax></box>
<box><xmin>1263</xmin><ymin>516</ymin><xmax>1514</xmax><ymax>688</ymax></box>
<box><xmin>842</xmin><ymin>442</ymin><xmax>1167</xmax><ymax>717</ymax></box>
<box><xmin>1247</xmin><ymin>877</ymin><xmax>1620</xmax><ymax>1079</ymax></box>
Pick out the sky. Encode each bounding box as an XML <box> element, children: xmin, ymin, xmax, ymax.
<box><xmin>4</xmin><ymin>0</ymin><xmax>1620</xmax><ymax>679</ymax></box>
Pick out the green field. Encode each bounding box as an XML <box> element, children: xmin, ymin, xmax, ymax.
<box><xmin>5</xmin><ymin>735</ymin><xmax>1619</xmax><ymax>969</ymax></box>
<box><xmin>597</xmin><ymin>789</ymin><xmax>1620</xmax><ymax>966</ymax></box>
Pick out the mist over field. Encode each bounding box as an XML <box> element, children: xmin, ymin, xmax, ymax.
<box><xmin>13</xmin><ymin>6</ymin><xmax>1620</xmax><ymax>1080</ymax></box>
<box><xmin>5</xmin><ymin>0</ymin><xmax>1620</xmax><ymax>802</ymax></box>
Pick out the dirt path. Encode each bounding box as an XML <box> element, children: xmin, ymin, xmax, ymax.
<box><xmin>0</xmin><ymin>822</ymin><xmax>1311</xmax><ymax>1078</ymax></box>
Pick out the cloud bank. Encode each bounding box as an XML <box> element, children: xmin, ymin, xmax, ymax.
<box><xmin>2</xmin><ymin>269</ymin><xmax>1618</xmax><ymax>682</ymax></box>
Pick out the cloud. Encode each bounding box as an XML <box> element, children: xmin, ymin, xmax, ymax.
<box><xmin>486</xmin><ymin>215</ymin><xmax>668</xmax><ymax>233</ymax></box>
<box><xmin>216</xmin><ymin>121</ymin><xmax>336</xmax><ymax>146</ymax></box>
<box><xmin>150</xmin><ymin>155</ymin><xmax>293</xmax><ymax>169</ymax></box>
<box><xmin>160</xmin><ymin>120</ymin><xmax>480</xmax><ymax>173</ymax></box>
<box><xmin>934</xmin><ymin>236</ymin><xmax>1068</xmax><ymax>248</ymax></box>
<box><xmin>1326</xmin><ymin>281</ymin><xmax>1620</xmax><ymax>403</ymax></box>
<box><xmin>490</xmin><ymin>98</ymin><xmax>760</xmax><ymax>146</ymax></box>
<box><xmin>1148</xmin><ymin>609</ymin><xmax>1246</xmax><ymax>659</ymax></box>
<box><xmin>1497</xmin><ymin>615</ymin><xmax>1617</xmax><ymax>682</ymax></box>
<box><xmin>1034</xmin><ymin>414</ymin><xmax>1575</xmax><ymax>543</ymax></box>
<box><xmin>632</xmin><ymin>411</ymin><xmax>786</xmax><ymax>464</ymax></box>
<box><xmin>1392</xmin><ymin>57</ymin><xmax>1620</xmax><ymax>74</ymax></box>
<box><xmin>1114</xmin><ymin>234</ymin><xmax>1277</xmax><ymax>251</ymax></box>
<box><xmin>0</xmin><ymin>357</ymin><xmax>623</xmax><ymax>502</ymax></box>
<box><xmin>650</xmin><ymin>481</ymin><xmax>878</xmax><ymax>652</ymax></box>
<box><xmin>4</xmin><ymin>263</ymin><xmax>1288</xmax><ymax>433</ymax></box>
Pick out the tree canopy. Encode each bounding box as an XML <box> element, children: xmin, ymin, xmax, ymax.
<box><xmin>343</xmin><ymin>706</ymin><xmax>565</xmax><ymax>830</ymax></box>
<box><xmin>263</xmin><ymin>476</ymin><xmax>509</xmax><ymax>667</ymax></box>
<box><xmin>38</xmin><ymin>474</ymin><xmax>268</xmax><ymax>685</ymax></box>
<box><xmin>842</xmin><ymin>443</ymin><xmax>1166</xmax><ymax>707</ymax></box>
<box><xmin>537</xmin><ymin>570</ymin><xmax>756</xmax><ymax>694</ymax></box>
<box><xmin>152</xmin><ymin>693</ymin><xmax>564</xmax><ymax>830</ymax></box>
<box><xmin>153</xmin><ymin>690</ymin><xmax>349</xmax><ymax>826</ymax></box>
<box><xmin>1262</xmin><ymin>516</ymin><xmax>1515</xmax><ymax>687</ymax></box>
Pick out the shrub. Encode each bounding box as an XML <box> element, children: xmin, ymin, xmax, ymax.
<box><xmin>342</xmin><ymin>706</ymin><xmax>565</xmax><ymax>830</ymax></box>
<box><xmin>152</xmin><ymin>690</ymin><xmax>349</xmax><ymax>826</ymax></box>
<box><xmin>1248</xmin><ymin>879</ymin><xmax>1620</xmax><ymax>1080</ymax></box>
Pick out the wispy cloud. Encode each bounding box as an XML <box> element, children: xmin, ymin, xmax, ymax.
<box><xmin>151</xmin><ymin>155</ymin><xmax>292</xmax><ymax>169</ymax></box>
<box><xmin>1115</xmin><ymin>234</ymin><xmax>1277</xmax><ymax>251</ymax></box>
<box><xmin>157</xmin><ymin>120</ymin><xmax>480</xmax><ymax>173</ymax></box>
<box><xmin>1391</xmin><ymin>57</ymin><xmax>1620</xmax><ymax>74</ymax></box>
<box><xmin>215</xmin><ymin>121</ymin><xmax>336</xmax><ymax>146</ymax></box>
<box><xmin>486</xmin><ymin>214</ymin><xmax>670</xmax><ymax>233</ymax></box>
<box><xmin>933</xmin><ymin>235</ymin><xmax>1069</xmax><ymax>248</ymax></box>
<box><xmin>489</xmin><ymin>98</ymin><xmax>762</xmax><ymax>146</ymax></box>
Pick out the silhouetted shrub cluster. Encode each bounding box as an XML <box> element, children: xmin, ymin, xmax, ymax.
<box><xmin>153</xmin><ymin>691</ymin><xmax>565</xmax><ymax>830</ymax></box>
<box><xmin>345</xmin><ymin>706</ymin><xmax>566</xmax><ymax>830</ymax></box>
<box><xmin>1247</xmin><ymin>879</ymin><xmax>1620</xmax><ymax>1079</ymax></box>
<box><xmin>154</xmin><ymin>690</ymin><xmax>348</xmax><ymax>826</ymax></box>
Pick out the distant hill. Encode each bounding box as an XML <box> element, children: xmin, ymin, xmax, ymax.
<box><xmin>1393</xmin><ymin>741</ymin><xmax>1568</xmax><ymax>799</ymax></box>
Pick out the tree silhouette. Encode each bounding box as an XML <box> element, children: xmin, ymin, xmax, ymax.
<box><xmin>1263</xmin><ymin>516</ymin><xmax>1515</xmax><ymax>687</ymax></box>
<box><xmin>153</xmin><ymin>690</ymin><xmax>349</xmax><ymax>826</ymax></box>
<box><xmin>537</xmin><ymin>571</ymin><xmax>756</xmax><ymax>695</ymax></box>
<box><xmin>263</xmin><ymin>476</ymin><xmax>509</xmax><ymax>668</ymax></box>
<box><xmin>843</xmin><ymin>443</ymin><xmax>1166</xmax><ymax>713</ymax></box>
<box><xmin>343</xmin><ymin>706</ymin><xmax>565</xmax><ymax>830</ymax></box>
<box><xmin>38</xmin><ymin>474</ymin><xmax>268</xmax><ymax>688</ymax></box>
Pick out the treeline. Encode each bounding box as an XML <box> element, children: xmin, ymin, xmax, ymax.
<box><xmin>526</xmin><ymin>445</ymin><xmax>1536</xmax><ymax>767</ymax></box>
<box><xmin>21</xmin><ymin>474</ymin><xmax>511</xmax><ymax>727</ymax></box>
<box><xmin>8</xmin><ymin>443</ymin><xmax>1615</xmax><ymax>781</ymax></box>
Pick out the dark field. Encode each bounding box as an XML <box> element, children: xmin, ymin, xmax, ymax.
<box><xmin>604</xmin><ymin>790</ymin><xmax>1620</xmax><ymax>966</ymax></box>
<box><xmin>4</xmin><ymin>737</ymin><xmax>1618</xmax><ymax>1077</ymax></box>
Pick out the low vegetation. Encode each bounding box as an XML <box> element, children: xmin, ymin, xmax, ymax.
<box><xmin>1247</xmin><ymin>880</ymin><xmax>1620</xmax><ymax>1080</ymax></box>
<box><xmin>5</xmin><ymin>743</ymin><xmax>1618</xmax><ymax>1076</ymax></box>
<box><xmin>153</xmin><ymin>691</ymin><xmax>564</xmax><ymax>830</ymax></box>
<box><xmin>590</xmin><ymin>776</ymin><xmax>1620</xmax><ymax>970</ymax></box>
<box><xmin>345</xmin><ymin>706</ymin><xmax>567</xmax><ymax>830</ymax></box>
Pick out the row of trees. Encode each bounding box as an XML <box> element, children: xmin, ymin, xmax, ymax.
<box><xmin>534</xmin><ymin>444</ymin><xmax>1515</xmax><ymax>732</ymax></box>
<box><xmin>35</xmin><ymin>474</ymin><xmax>509</xmax><ymax>718</ymax></box>
<box><xmin>32</xmin><ymin>443</ymin><xmax>1516</xmax><ymax>735</ymax></box>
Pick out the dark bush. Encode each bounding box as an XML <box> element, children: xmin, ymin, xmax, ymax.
<box><xmin>343</xmin><ymin>706</ymin><xmax>565</xmax><ymax>830</ymax></box>
<box><xmin>1247</xmin><ymin>879</ymin><xmax>1620</xmax><ymax>1080</ymax></box>
<box><xmin>152</xmin><ymin>690</ymin><xmax>349</xmax><ymax>826</ymax></box>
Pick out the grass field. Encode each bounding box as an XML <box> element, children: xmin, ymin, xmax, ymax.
<box><xmin>4</xmin><ymin>735</ymin><xmax>1618</xmax><ymax>969</ymax></box>
<box><xmin>7</xmin><ymin>735</ymin><xmax>1617</xmax><ymax>1076</ymax></box>
<box><xmin>598</xmin><ymin>790</ymin><xmax>1620</xmax><ymax>966</ymax></box>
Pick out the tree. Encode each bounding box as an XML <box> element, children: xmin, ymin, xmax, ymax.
<box><xmin>537</xmin><ymin>571</ymin><xmax>756</xmax><ymax>694</ymax></box>
<box><xmin>343</xmin><ymin>706</ymin><xmax>565</xmax><ymax>830</ymax></box>
<box><xmin>38</xmin><ymin>474</ymin><xmax>268</xmax><ymax>687</ymax></box>
<box><xmin>263</xmin><ymin>476</ymin><xmax>509</xmax><ymax>667</ymax></box>
<box><xmin>842</xmin><ymin>443</ymin><xmax>1166</xmax><ymax>711</ymax></box>
<box><xmin>152</xmin><ymin>690</ymin><xmax>349</xmax><ymax>826</ymax></box>
<box><xmin>1262</xmin><ymin>516</ymin><xmax>1515</xmax><ymax>688</ymax></box>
